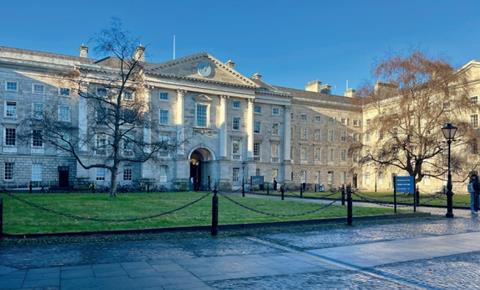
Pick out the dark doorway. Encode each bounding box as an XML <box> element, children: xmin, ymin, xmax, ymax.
<box><xmin>190</xmin><ymin>151</ymin><xmax>202</xmax><ymax>191</ymax></box>
<box><xmin>58</xmin><ymin>166</ymin><xmax>69</xmax><ymax>188</ymax></box>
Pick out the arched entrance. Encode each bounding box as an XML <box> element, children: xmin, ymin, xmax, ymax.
<box><xmin>189</xmin><ymin>148</ymin><xmax>214</xmax><ymax>191</ymax></box>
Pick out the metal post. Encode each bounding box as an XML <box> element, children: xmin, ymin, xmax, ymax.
<box><xmin>29</xmin><ymin>182</ymin><xmax>32</xmax><ymax>194</ymax></box>
<box><xmin>415</xmin><ymin>186</ymin><xmax>420</xmax><ymax>206</ymax></box>
<box><xmin>211</xmin><ymin>188</ymin><xmax>218</xmax><ymax>236</ymax></box>
<box><xmin>281</xmin><ymin>185</ymin><xmax>285</xmax><ymax>200</ymax></box>
<box><xmin>446</xmin><ymin>139</ymin><xmax>454</xmax><ymax>218</ymax></box>
<box><xmin>341</xmin><ymin>185</ymin><xmax>346</xmax><ymax>206</ymax></box>
<box><xmin>266</xmin><ymin>182</ymin><xmax>270</xmax><ymax>195</ymax></box>
<box><xmin>300</xmin><ymin>183</ymin><xmax>303</xmax><ymax>198</ymax></box>
<box><xmin>413</xmin><ymin>179</ymin><xmax>417</xmax><ymax>213</ymax></box>
<box><xmin>347</xmin><ymin>184</ymin><xmax>353</xmax><ymax>226</ymax></box>
<box><xmin>242</xmin><ymin>182</ymin><xmax>245</xmax><ymax>197</ymax></box>
<box><xmin>393</xmin><ymin>177</ymin><xmax>397</xmax><ymax>214</ymax></box>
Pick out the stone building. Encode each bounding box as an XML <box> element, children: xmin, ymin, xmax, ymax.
<box><xmin>0</xmin><ymin>45</ymin><xmax>366</xmax><ymax>191</ymax></box>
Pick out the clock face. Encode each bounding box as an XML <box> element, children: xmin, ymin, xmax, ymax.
<box><xmin>197</xmin><ymin>61</ymin><xmax>213</xmax><ymax>77</ymax></box>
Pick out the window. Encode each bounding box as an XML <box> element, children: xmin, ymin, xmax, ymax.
<box><xmin>470</xmin><ymin>140</ymin><xmax>478</xmax><ymax>154</ymax></box>
<box><xmin>314</xmin><ymin>129</ymin><xmax>321</xmax><ymax>141</ymax></box>
<box><xmin>315</xmin><ymin>115</ymin><xmax>321</xmax><ymax>122</ymax></box>
<box><xmin>4</xmin><ymin>162</ymin><xmax>14</xmax><ymax>180</ymax></box>
<box><xmin>31</xmin><ymin>164</ymin><xmax>42</xmax><ymax>182</ymax></box>
<box><xmin>159</xmin><ymin>109</ymin><xmax>169</xmax><ymax>125</ymax></box>
<box><xmin>341</xmin><ymin>131</ymin><xmax>347</xmax><ymax>142</ymax></box>
<box><xmin>471</xmin><ymin>96</ymin><xmax>478</xmax><ymax>104</ymax></box>
<box><xmin>314</xmin><ymin>147</ymin><xmax>321</xmax><ymax>161</ymax></box>
<box><xmin>5</xmin><ymin>128</ymin><xmax>16</xmax><ymax>146</ymax></box>
<box><xmin>232</xmin><ymin>140</ymin><xmax>241</xmax><ymax>160</ymax></box>
<box><xmin>254</xmin><ymin>142</ymin><xmax>261</xmax><ymax>161</ymax></box>
<box><xmin>300</xmin><ymin>147</ymin><xmax>307</xmax><ymax>161</ymax></box>
<box><xmin>272</xmin><ymin>107</ymin><xmax>280</xmax><ymax>116</ymax></box>
<box><xmin>6</xmin><ymin>81</ymin><xmax>18</xmax><ymax>92</ymax></box>
<box><xmin>123</xmin><ymin>91</ymin><xmax>134</xmax><ymax>101</ymax></box>
<box><xmin>471</xmin><ymin>114</ymin><xmax>478</xmax><ymax>128</ymax></box>
<box><xmin>254</xmin><ymin>121</ymin><xmax>261</xmax><ymax>133</ymax></box>
<box><xmin>123</xmin><ymin>139</ymin><xmax>134</xmax><ymax>156</ymax></box>
<box><xmin>232</xmin><ymin>117</ymin><xmax>241</xmax><ymax>131</ymax></box>
<box><xmin>341</xmin><ymin>149</ymin><xmax>346</xmax><ymax>161</ymax></box>
<box><xmin>196</xmin><ymin>104</ymin><xmax>208</xmax><ymax>127</ymax></box>
<box><xmin>353</xmin><ymin>120</ymin><xmax>360</xmax><ymax>127</ymax></box>
<box><xmin>123</xmin><ymin>168</ymin><xmax>132</xmax><ymax>181</ymax></box>
<box><xmin>159</xmin><ymin>92</ymin><xmax>169</xmax><ymax>100</ymax></box>
<box><xmin>254</xmin><ymin>105</ymin><xmax>262</xmax><ymax>114</ymax></box>
<box><xmin>271</xmin><ymin>143</ymin><xmax>279</xmax><ymax>162</ymax></box>
<box><xmin>159</xmin><ymin>166</ymin><xmax>168</xmax><ymax>183</ymax></box>
<box><xmin>232</xmin><ymin>100</ymin><xmax>241</xmax><ymax>109</ymax></box>
<box><xmin>32</xmin><ymin>84</ymin><xmax>45</xmax><ymax>94</ymax></box>
<box><xmin>5</xmin><ymin>101</ymin><xmax>16</xmax><ymax>118</ymax></box>
<box><xmin>96</xmin><ymin>106</ymin><xmax>108</xmax><ymax>124</ymax></box>
<box><xmin>58</xmin><ymin>105</ymin><xmax>71</xmax><ymax>122</ymax></box>
<box><xmin>96</xmin><ymin>168</ymin><xmax>106</xmax><ymax>181</ymax></box>
<box><xmin>255</xmin><ymin>168</ymin><xmax>261</xmax><ymax>176</ymax></box>
<box><xmin>272</xmin><ymin>169</ymin><xmax>278</xmax><ymax>180</ymax></box>
<box><xmin>301</xmin><ymin>128</ymin><xmax>308</xmax><ymax>140</ymax></box>
<box><xmin>300</xmin><ymin>114</ymin><xmax>307</xmax><ymax>121</ymax></box>
<box><xmin>33</xmin><ymin>103</ymin><xmax>44</xmax><ymax>119</ymax></box>
<box><xmin>328</xmin><ymin>171</ymin><xmax>334</xmax><ymax>186</ymax></box>
<box><xmin>328</xmin><ymin>129</ymin><xmax>334</xmax><ymax>142</ymax></box>
<box><xmin>59</xmin><ymin>87</ymin><xmax>70</xmax><ymax>96</ymax></box>
<box><xmin>330</xmin><ymin>149</ymin><xmax>335</xmax><ymax>161</ymax></box>
<box><xmin>232</xmin><ymin>168</ymin><xmax>240</xmax><ymax>183</ymax></box>
<box><xmin>341</xmin><ymin>118</ymin><xmax>346</xmax><ymax>125</ymax></box>
<box><xmin>96</xmin><ymin>87</ymin><xmax>108</xmax><ymax>98</ymax></box>
<box><xmin>96</xmin><ymin>135</ymin><xmax>107</xmax><ymax>156</ymax></box>
<box><xmin>32</xmin><ymin>130</ymin><xmax>43</xmax><ymax>147</ymax></box>
<box><xmin>272</xmin><ymin>123</ymin><xmax>279</xmax><ymax>136</ymax></box>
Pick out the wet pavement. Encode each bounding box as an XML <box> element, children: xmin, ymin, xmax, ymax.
<box><xmin>1</xmin><ymin>209</ymin><xmax>480</xmax><ymax>289</ymax></box>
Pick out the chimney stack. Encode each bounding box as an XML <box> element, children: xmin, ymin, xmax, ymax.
<box><xmin>225</xmin><ymin>60</ymin><xmax>235</xmax><ymax>69</ymax></box>
<box><xmin>79</xmin><ymin>44</ymin><xmax>88</xmax><ymax>58</ymax></box>
<box><xmin>252</xmin><ymin>73</ymin><xmax>262</xmax><ymax>80</ymax></box>
<box><xmin>134</xmin><ymin>44</ymin><xmax>145</xmax><ymax>62</ymax></box>
<box><xmin>305</xmin><ymin>80</ymin><xmax>331</xmax><ymax>94</ymax></box>
<box><xmin>344</xmin><ymin>88</ymin><xmax>356</xmax><ymax>98</ymax></box>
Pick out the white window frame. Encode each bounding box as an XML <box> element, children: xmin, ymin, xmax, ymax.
<box><xmin>5</xmin><ymin>101</ymin><xmax>17</xmax><ymax>118</ymax></box>
<box><xmin>271</xmin><ymin>143</ymin><xmax>279</xmax><ymax>163</ymax></box>
<box><xmin>231</xmin><ymin>139</ymin><xmax>242</xmax><ymax>160</ymax></box>
<box><xmin>254</xmin><ymin>120</ymin><xmax>261</xmax><ymax>134</ymax></box>
<box><xmin>195</xmin><ymin>103</ymin><xmax>209</xmax><ymax>128</ymax></box>
<box><xmin>253</xmin><ymin>142</ymin><xmax>261</xmax><ymax>161</ymax></box>
<box><xmin>272</xmin><ymin>106</ymin><xmax>280</xmax><ymax>116</ymax></box>
<box><xmin>58</xmin><ymin>105</ymin><xmax>71</xmax><ymax>122</ymax></box>
<box><xmin>232</xmin><ymin>117</ymin><xmax>241</xmax><ymax>131</ymax></box>
<box><xmin>4</xmin><ymin>162</ymin><xmax>14</xmax><ymax>180</ymax></box>
<box><xmin>32</xmin><ymin>129</ymin><xmax>43</xmax><ymax>148</ymax></box>
<box><xmin>254</xmin><ymin>105</ymin><xmax>262</xmax><ymax>114</ymax></box>
<box><xmin>96</xmin><ymin>168</ymin><xmax>106</xmax><ymax>181</ymax></box>
<box><xmin>159</xmin><ymin>91</ymin><xmax>169</xmax><ymax>101</ymax></box>
<box><xmin>232</xmin><ymin>100</ymin><xmax>241</xmax><ymax>110</ymax></box>
<box><xmin>32</xmin><ymin>83</ymin><xmax>45</xmax><ymax>95</ymax></box>
<box><xmin>159</xmin><ymin>109</ymin><xmax>170</xmax><ymax>125</ymax></box>
<box><xmin>232</xmin><ymin>167</ymin><xmax>240</xmax><ymax>183</ymax></box>
<box><xmin>122</xmin><ymin>138</ymin><xmax>134</xmax><ymax>157</ymax></box>
<box><xmin>272</xmin><ymin>123</ymin><xmax>279</xmax><ymax>136</ymax></box>
<box><xmin>31</xmin><ymin>164</ymin><xmax>43</xmax><ymax>182</ymax></box>
<box><xmin>32</xmin><ymin>103</ymin><xmax>44</xmax><ymax>119</ymax></box>
<box><xmin>58</xmin><ymin>87</ymin><xmax>70</xmax><ymax>97</ymax></box>
<box><xmin>95</xmin><ymin>134</ymin><xmax>108</xmax><ymax>156</ymax></box>
<box><xmin>123</xmin><ymin>167</ymin><xmax>132</xmax><ymax>181</ymax></box>
<box><xmin>5</xmin><ymin>81</ymin><xmax>18</xmax><ymax>92</ymax></box>
<box><xmin>159</xmin><ymin>165</ymin><xmax>168</xmax><ymax>183</ymax></box>
<box><xmin>4</xmin><ymin>127</ymin><xmax>16</xmax><ymax>147</ymax></box>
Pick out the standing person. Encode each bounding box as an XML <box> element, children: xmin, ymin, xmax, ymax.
<box><xmin>468</xmin><ymin>172</ymin><xmax>479</xmax><ymax>215</ymax></box>
<box><xmin>273</xmin><ymin>178</ymin><xmax>278</xmax><ymax>191</ymax></box>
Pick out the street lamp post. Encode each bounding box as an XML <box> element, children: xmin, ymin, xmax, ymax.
<box><xmin>442</xmin><ymin>123</ymin><xmax>458</xmax><ymax>218</ymax></box>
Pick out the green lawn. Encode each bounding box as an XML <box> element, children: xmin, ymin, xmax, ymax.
<box><xmin>272</xmin><ymin>190</ymin><xmax>470</xmax><ymax>207</ymax></box>
<box><xmin>1</xmin><ymin>191</ymin><xmax>397</xmax><ymax>235</ymax></box>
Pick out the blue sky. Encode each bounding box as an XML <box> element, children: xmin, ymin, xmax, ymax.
<box><xmin>1</xmin><ymin>0</ymin><xmax>479</xmax><ymax>95</ymax></box>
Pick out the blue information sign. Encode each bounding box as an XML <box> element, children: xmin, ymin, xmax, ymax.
<box><xmin>395</xmin><ymin>176</ymin><xmax>415</xmax><ymax>194</ymax></box>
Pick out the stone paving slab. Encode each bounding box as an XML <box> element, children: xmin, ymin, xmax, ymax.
<box><xmin>309</xmin><ymin>231</ymin><xmax>480</xmax><ymax>268</ymax></box>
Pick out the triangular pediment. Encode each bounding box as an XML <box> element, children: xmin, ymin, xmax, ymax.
<box><xmin>146</xmin><ymin>53</ymin><xmax>258</xmax><ymax>88</ymax></box>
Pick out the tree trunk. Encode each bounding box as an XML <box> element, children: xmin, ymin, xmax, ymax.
<box><xmin>110</xmin><ymin>166</ymin><xmax>118</xmax><ymax>197</ymax></box>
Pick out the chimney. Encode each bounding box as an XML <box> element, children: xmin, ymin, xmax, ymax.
<box><xmin>134</xmin><ymin>44</ymin><xmax>145</xmax><ymax>62</ymax></box>
<box><xmin>225</xmin><ymin>60</ymin><xmax>235</xmax><ymax>69</ymax></box>
<box><xmin>344</xmin><ymin>88</ymin><xmax>356</xmax><ymax>98</ymax></box>
<box><xmin>252</xmin><ymin>73</ymin><xmax>262</xmax><ymax>80</ymax></box>
<box><xmin>79</xmin><ymin>44</ymin><xmax>88</xmax><ymax>58</ymax></box>
<box><xmin>374</xmin><ymin>81</ymin><xmax>398</xmax><ymax>97</ymax></box>
<box><xmin>305</xmin><ymin>80</ymin><xmax>331</xmax><ymax>94</ymax></box>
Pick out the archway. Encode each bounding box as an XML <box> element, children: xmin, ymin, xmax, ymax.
<box><xmin>189</xmin><ymin>148</ymin><xmax>214</xmax><ymax>191</ymax></box>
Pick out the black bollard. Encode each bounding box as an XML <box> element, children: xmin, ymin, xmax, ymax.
<box><xmin>0</xmin><ymin>197</ymin><xmax>3</xmax><ymax>239</ymax></box>
<box><xmin>415</xmin><ymin>187</ymin><xmax>420</xmax><ymax>206</ymax></box>
<box><xmin>347</xmin><ymin>185</ymin><xmax>353</xmax><ymax>226</ymax></box>
<box><xmin>211</xmin><ymin>188</ymin><xmax>218</xmax><ymax>236</ymax></box>
<box><xmin>393</xmin><ymin>176</ymin><xmax>397</xmax><ymax>214</ymax></box>
<box><xmin>341</xmin><ymin>185</ymin><xmax>346</xmax><ymax>206</ymax></box>
<box><xmin>300</xmin><ymin>184</ymin><xmax>303</xmax><ymax>198</ymax></box>
<box><xmin>266</xmin><ymin>182</ymin><xmax>270</xmax><ymax>195</ymax></box>
<box><xmin>29</xmin><ymin>182</ymin><xmax>32</xmax><ymax>194</ymax></box>
<box><xmin>281</xmin><ymin>185</ymin><xmax>285</xmax><ymax>200</ymax></box>
<box><xmin>242</xmin><ymin>182</ymin><xmax>245</xmax><ymax>197</ymax></box>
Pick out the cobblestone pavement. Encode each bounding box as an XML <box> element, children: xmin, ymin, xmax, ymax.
<box><xmin>2</xmin><ymin>212</ymin><xmax>480</xmax><ymax>289</ymax></box>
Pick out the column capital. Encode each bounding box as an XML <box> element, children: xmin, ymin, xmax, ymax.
<box><xmin>219</xmin><ymin>95</ymin><xmax>230</xmax><ymax>99</ymax></box>
<box><xmin>177</xmin><ymin>89</ymin><xmax>187</xmax><ymax>96</ymax></box>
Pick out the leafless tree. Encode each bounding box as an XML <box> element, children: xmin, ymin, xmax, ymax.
<box><xmin>357</xmin><ymin>51</ymin><xmax>479</xmax><ymax>184</ymax></box>
<box><xmin>20</xmin><ymin>20</ymin><xmax>179</xmax><ymax>196</ymax></box>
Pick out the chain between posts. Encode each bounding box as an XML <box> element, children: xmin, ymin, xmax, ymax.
<box><xmin>4</xmin><ymin>192</ymin><xmax>210</xmax><ymax>223</ymax></box>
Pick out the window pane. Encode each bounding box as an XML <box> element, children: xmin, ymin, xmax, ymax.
<box><xmin>5</xmin><ymin>128</ymin><xmax>16</xmax><ymax>146</ymax></box>
<box><xmin>160</xmin><ymin>110</ymin><xmax>169</xmax><ymax>124</ymax></box>
<box><xmin>31</xmin><ymin>164</ymin><xmax>43</xmax><ymax>181</ymax></box>
<box><xmin>5</xmin><ymin>162</ymin><xmax>14</xmax><ymax>180</ymax></box>
<box><xmin>196</xmin><ymin>104</ymin><xmax>207</xmax><ymax>127</ymax></box>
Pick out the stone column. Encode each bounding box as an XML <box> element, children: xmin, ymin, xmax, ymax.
<box><xmin>142</xmin><ymin>88</ymin><xmax>153</xmax><ymax>179</ymax></box>
<box><xmin>282</xmin><ymin>106</ymin><xmax>292</xmax><ymax>183</ymax></box>
<box><xmin>176</xmin><ymin>90</ymin><xmax>186</xmax><ymax>155</ymax></box>
<box><xmin>246</xmin><ymin>98</ymin><xmax>254</xmax><ymax>159</ymax></box>
<box><xmin>78</xmin><ymin>93</ymin><xmax>88</xmax><ymax>152</ymax></box>
<box><xmin>217</xmin><ymin>95</ymin><xmax>228</xmax><ymax>158</ymax></box>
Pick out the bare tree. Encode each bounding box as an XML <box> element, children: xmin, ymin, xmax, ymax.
<box><xmin>20</xmin><ymin>20</ymin><xmax>177</xmax><ymax>196</ymax></box>
<box><xmin>358</xmin><ymin>51</ymin><xmax>479</xmax><ymax>184</ymax></box>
